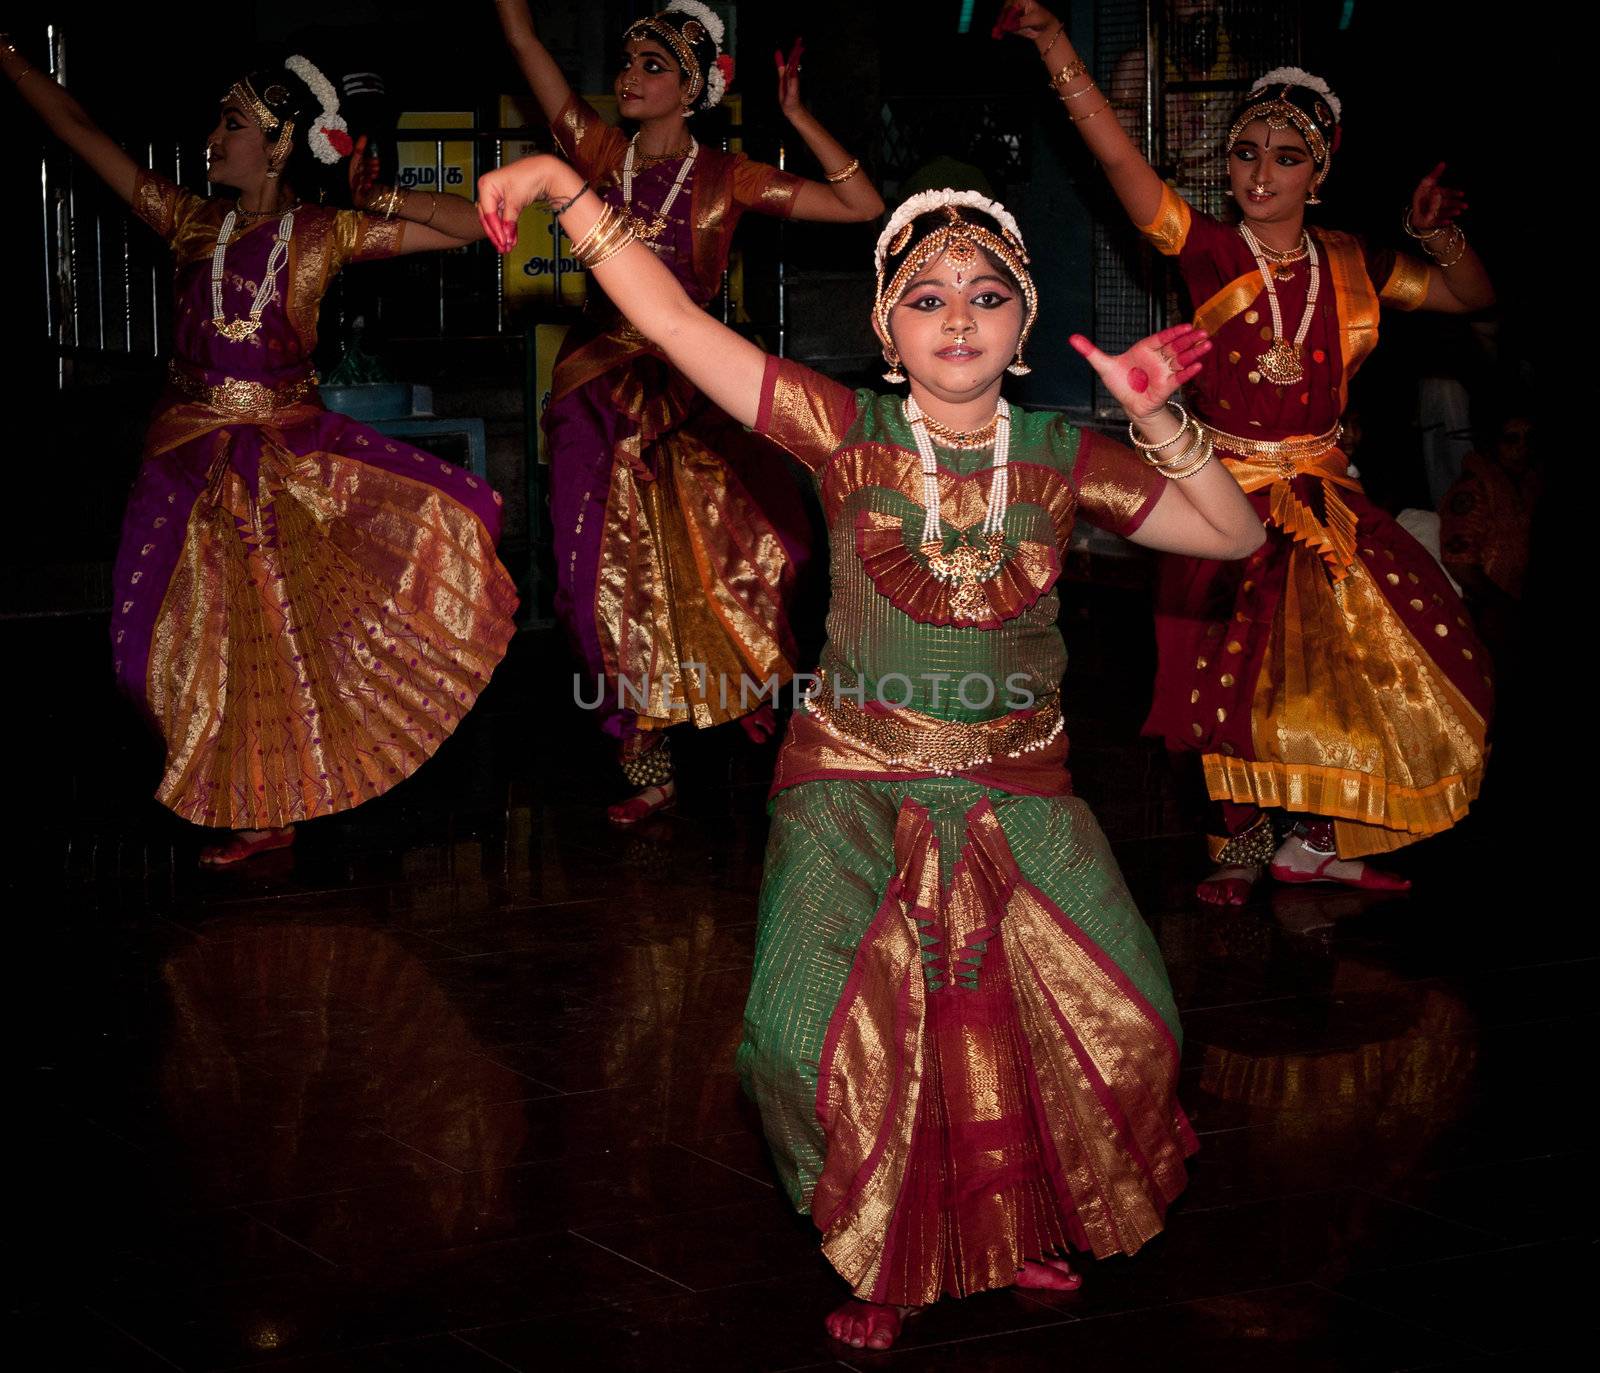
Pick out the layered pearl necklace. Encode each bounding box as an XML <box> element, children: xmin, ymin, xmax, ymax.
<box><xmin>621</xmin><ymin>134</ymin><xmax>698</xmax><ymax>246</ymax></box>
<box><xmin>211</xmin><ymin>206</ymin><xmax>297</xmax><ymax>343</ymax></box>
<box><xmin>1239</xmin><ymin>223</ymin><xmax>1320</xmax><ymax>386</ymax></box>
<box><xmin>905</xmin><ymin>395</ymin><xmax>1012</xmax><ymax>622</ymax></box>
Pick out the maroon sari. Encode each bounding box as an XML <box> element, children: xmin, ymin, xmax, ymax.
<box><xmin>1137</xmin><ymin>187</ymin><xmax>1490</xmax><ymax>858</ymax></box>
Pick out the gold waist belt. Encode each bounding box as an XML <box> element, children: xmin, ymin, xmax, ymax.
<box><xmin>168</xmin><ymin>364</ymin><xmax>319</xmax><ymax>419</ymax></box>
<box><xmin>1206</xmin><ymin>421</ymin><xmax>1344</xmax><ymax>477</ymax></box>
<box><xmin>806</xmin><ymin>669</ymin><xmax>1063</xmax><ymax>776</ymax></box>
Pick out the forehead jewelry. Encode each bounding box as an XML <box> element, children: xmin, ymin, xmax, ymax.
<box><xmin>945</xmin><ymin>232</ymin><xmax>979</xmax><ymax>287</ymax></box>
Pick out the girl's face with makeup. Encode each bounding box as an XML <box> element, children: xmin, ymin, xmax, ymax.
<box><xmin>1229</xmin><ymin>117</ymin><xmax>1318</xmax><ymax>223</ymax></box>
<box><xmin>888</xmin><ymin>247</ymin><xmax>1023</xmax><ymax>406</ymax></box>
<box><xmin>205</xmin><ymin>103</ymin><xmax>271</xmax><ymax>186</ymax></box>
<box><xmin>615</xmin><ymin>36</ymin><xmax>690</xmax><ymax>121</ymax></box>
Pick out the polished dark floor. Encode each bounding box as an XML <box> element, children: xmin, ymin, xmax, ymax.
<box><xmin>10</xmin><ymin>601</ymin><xmax>1587</xmax><ymax>1372</ymax></box>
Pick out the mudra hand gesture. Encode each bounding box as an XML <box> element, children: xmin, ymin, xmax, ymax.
<box><xmin>1070</xmin><ymin>324</ymin><xmax>1210</xmax><ymax>419</ymax></box>
<box><xmin>774</xmin><ymin>37</ymin><xmax>806</xmax><ymax>120</ymax></box>
<box><xmin>1408</xmin><ymin>160</ymin><xmax>1467</xmax><ymax>234</ymax></box>
<box><xmin>476</xmin><ymin>155</ymin><xmax>567</xmax><ymax>254</ymax></box>
<box><xmin>993</xmin><ymin>1</ymin><xmax>1061</xmax><ymax>41</ymax></box>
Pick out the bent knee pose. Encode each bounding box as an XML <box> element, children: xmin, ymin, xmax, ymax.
<box><xmin>478</xmin><ymin>149</ymin><xmax>1261</xmax><ymax>1346</ymax></box>
<box><xmin>495</xmin><ymin>0</ymin><xmax>883</xmax><ymax>825</ymax></box>
<box><xmin>4</xmin><ymin>38</ymin><xmax>518</xmax><ymax>865</ymax></box>
<box><xmin>1002</xmin><ymin>2</ymin><xmax>1495</xmax><ymax>905</ymax></box>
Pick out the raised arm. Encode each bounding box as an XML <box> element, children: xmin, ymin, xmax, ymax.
<box><xmin>1405</xmin><ymin>162</ymin><xmax>1495</xmax><ymax>315</ymax></box>
<box><xmin>478</xmin><ymin>154</ymin><xmax>766</xmax><ymax>426</ymax></box>
<box><xmin>997</xmin><ymin>2</ymin><xmax>1166</xmax><ymax>230</ymax></box>
<box><xmin>1072</xmin><ymin>327</ymin><xmax>1265</xmax><ymax>560</ymax></box>
<box><xmin>3</xmin><ymin>35</ymin><xmax>140</xmax><ymax>205</ymax></box>
<box><xmin>773</xmin><ymin>40</ymin><xmax>884</xmax><ymax>224</ymax></box>
<box><xmin>493</xmin><ymin>0</ymin><xmax>576</xmax><ymax>127</ymax></box>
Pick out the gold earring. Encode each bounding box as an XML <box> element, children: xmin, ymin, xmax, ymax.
<box><xmin>881</xmin><ymin>350</ymin><xmax>906</xmax><ymax>385</ymax></box>
<box><xmin>1006</xmin><ymin>349</ymin><xmax>1032</xmax><ymax>377</ymax></box>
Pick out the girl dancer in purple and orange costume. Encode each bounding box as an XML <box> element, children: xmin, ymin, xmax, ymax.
<box><xmin>494</xmin><ymin>0</ymin><xmax>883</xmax><ymax>824</ymax></box>
<box><xmin>476</xmin><ymin>142</ymin><xmax>1264</xmax><ymax>1343</ymax></box>
<box><xmin>1002</xmin><ymin>3</ymin><xmax>1495</xmax><ymax>904</ymax></box>
<box><xmin>3</xmin><ymin>38</ymin><xmax>519</xmax><ymax>865</ymax></box>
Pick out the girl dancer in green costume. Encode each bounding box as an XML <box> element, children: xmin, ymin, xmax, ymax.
<box><xmin>476</xmin><ymin>158</ymin><xmax>1263</xmax><ymax>1348</ymax></box>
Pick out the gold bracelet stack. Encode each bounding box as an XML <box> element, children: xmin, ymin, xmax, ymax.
<box><xmin>1129</xmin><ymin>403</ymin><xmax>1214</xmax><ymax>479</ymax></box>
<box><xmin>1403</xmin><ymin>207</ymin><xmax>1468</xmax><ymax>268</ymax></box>
<box><xmin>568</xmin><ymin>201</ymin><xmax>636</xmax><ymax>270</ymax></box>
<box><xmin>1049</xmin><ymin>57</ymin><xmax>1088</xmax><ymax>89</ymax></box>
<box><xmin>825</xmin><ymin>157</ymin><xmax>861</xmax><ymax>184</ymax></box>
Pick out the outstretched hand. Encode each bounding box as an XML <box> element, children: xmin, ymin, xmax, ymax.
<box><xmin>1070</xmin><ymin>323</ymin><xmax>1210</xmax><ymax>418</ymax></box>
<box><xmin>346</xmin><ymin>134</ymin><xmax>383</xmax><ymax>210</ymax></box>
<box><xmin>774</xmin><ymin>37</ymin><xmax>805</xmax><ymax>118</ymax></box>
<box><xmin>1409</xmin><ymin>161</ymin><xmax>1466</xmax><ymax>233</ymax></box>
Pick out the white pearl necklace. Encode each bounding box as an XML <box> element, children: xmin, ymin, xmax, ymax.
<box><xmin>211</xmin><ymin>206</ymin><xmax>296</xmax><ymax>343</ymax></box>
<box><xmin>904</xmin><ymin>395</ymin><xmax>1011</xmax><ymax>543</ymax></box>
<box><xmin>1238</xmin><ymin>223</ymin><xmax>1320</xmax><ymax>386</ymax></box>
<box><xmin>621</xmin><ymin>134</ymin><xmax>698</xmax><ymax>246</ymax></box>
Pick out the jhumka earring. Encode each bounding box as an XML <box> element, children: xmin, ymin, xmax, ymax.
<box><xmin>265</xmin><ymin>119</ymin><xmax>294</xmax><ymax>179</ymax></box>
<box><xmin>1006</xmin><ymin>348</ymin><xmax>1032</xmax><ymax>377</ymax></box>
<box><xmin>1305</xmin><ymin>175</ymin><xmax>1324</xmax><ymax>207</ymax></box>
<box><xmin>882</xmin><ymin>349</ymin><xmax>906</xmax><ymax>385</ymax></box>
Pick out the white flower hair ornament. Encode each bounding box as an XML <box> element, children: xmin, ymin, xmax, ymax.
<box><xmin>872</xmin><ymin>189</ymin><xmax>1038</xmax><ymax>382</ymax></box>
<box><xmin>664</xmin><ymin>0</ymin><xmax>725</xmax><ymax>50</ymax></box>
<box><xmin>704</xmin><ymin>58</ymin><xmax>730</xmax><ymax>109</ymax></box>
<box><xmin>285</xmin><ymin>54</ymin><xmax>354</xmax><ymax>163</ymax></box>
<box><xmin>1251</xmin><ymin>66</ymin><xmax>1342</xmax><ymax>123</ymax></box>
<box><xmin>874</xmin><ymin>189</ymin><xmax>1028</xmax><ymax>271</ymax></box>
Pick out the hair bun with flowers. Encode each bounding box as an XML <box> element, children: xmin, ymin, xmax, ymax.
<box><xmin>1251</xmin><ymin>66</ymin><xmax>1341</xmax><ymax>123</ymax></box>
<box><xmin>285</xmin><ymin>54</ymin><xmax>354</xmax><ymax>163</ymax></box>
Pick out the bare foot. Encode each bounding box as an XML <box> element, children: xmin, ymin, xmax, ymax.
<box><xmin>606</xmin><ymin>781</ymin><xmax>676</xmax><ymax>827</ymax></box>
<box><xmin>738</xmin><ymin>703</ymin><xmax>778</xmax><ymax>744</ymax></box>
<box><xmin>825</xmin><ymin>1299</ymin><xmax>917</xmax><ymax>1350</ymax></box>
<box><xmin>1196</xmin><ymin>863</ymin><xmax>1260</xmax><ymax>907</ymax></box>
<box><xmin>1016</xmin><ymin>1258</ymin><xmax>1083</xmax><ymax>1291</ymax></box>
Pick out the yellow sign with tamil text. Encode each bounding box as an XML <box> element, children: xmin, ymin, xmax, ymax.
<box><xmin>396</xmin><ymin>110</ymin><xmax>474</xmax><ymax>199</ymax></box>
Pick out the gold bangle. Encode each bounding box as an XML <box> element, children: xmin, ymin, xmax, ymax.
<box><xmin>568</xmin><ymin>201</ymin><xmax>618</xmax><ymax>259</ymax></box>
<box><xmin>421</xmin><ymin>192</ymin><xmax>440</xmax><ymax>227</ymax></box>
<box><xmin>1049</xmin><ymin>58</ymin><xmax>1088</xmax><ymax>89</ymax></box>
<box><xmin>581</xmin><ymin>218</ymin><xmax>635</xmax><ymax>270</ymax></box>
<box><xmin>1040</xmin><ymin>26</ymin><xmax>1067</xmax><ymax>65</ymax></box>
<box><xmin>584</xmin><ymin>225</ymin><xmax>636</xmax><ymax>270</ymax></box>
<box><xmin>1070</xmin><ymin>100</ymin><xmax>1113</xmax><ymax>123</ymax></box>
<box><xmin>1402</xmin><ymin>206</ymin><xmax>1445</xmax><ymax>240</ymax></box>
<box><xmin>825</xmin><ymin>157</ymin><xmax>861</xmax><ymax>184</ymax></box>
<box><xmin>1062</xmin><ymin>80</ymin><xmax>1100</xmax><ymax>100</ymax></box>
<box><xmin>1425</xmin><ymin>228</ymin><xmax>1467</xmax><ymax>268</ymax></box>
<box><xmin>1160</xmin><ymin>432</ymin><xmax>1215</xmax><ymax>479</ymax></box>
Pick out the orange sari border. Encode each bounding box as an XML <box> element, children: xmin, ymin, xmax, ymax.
<box><xmin>1202</xmin><ymin>753</ymin><xmax>1485</xmax><ymax>856</ymax></box>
